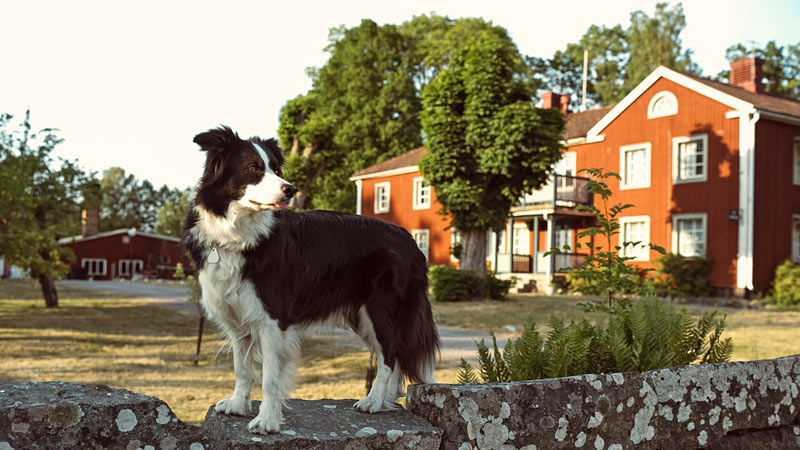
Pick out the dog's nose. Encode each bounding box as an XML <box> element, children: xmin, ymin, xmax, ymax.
<box><xmin>281</xmin><ymin>183</ymin><xmax>297</xmax><ymax>199</ymax></box>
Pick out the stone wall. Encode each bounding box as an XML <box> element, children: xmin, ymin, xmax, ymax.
<box><xmin>2</xmin><ymin>355</ymin><xmax>800</xmax><ymax>449</ymax></box>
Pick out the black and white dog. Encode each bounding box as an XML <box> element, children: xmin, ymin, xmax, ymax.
<box><xmin>183</xmin><ymin>126</ymin><xmax>439</xmax><ymax>434</ymax></box>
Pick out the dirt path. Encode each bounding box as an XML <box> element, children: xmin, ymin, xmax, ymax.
<box><xmin>57</xmin><ymin>280</ymin><xmax>505</xmax><ymax>369</ymax></box>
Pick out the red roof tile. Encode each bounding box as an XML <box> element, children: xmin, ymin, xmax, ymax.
<box><xmin>563</xmin><ymin>105</ymin><xmax>615</xmax><ymax>140</ymax></box>
<box><xmin>351</xmin><ymin>147</ymin><xmax>427</xmax><ymax>178</ymax></box>
<box><xmin>685</xmin><ymin>73</ymin><xmax>800</xmax><ymax>118</ymax></box>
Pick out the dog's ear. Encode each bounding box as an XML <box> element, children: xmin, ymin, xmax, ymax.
<box><xmin>193</xmin><ymin>126</ymin><xmax>237</xmax><ymax>154</ymax></box>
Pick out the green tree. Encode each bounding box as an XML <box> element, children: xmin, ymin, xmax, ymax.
<box><xmin>419</xmin><ymin>31</ymin><xmax>565</xmax><ymax>275</ymax></box>
<box><xmin>717</xmin><ymin>40</ymin><xmax>800</xmax><ymax>99</ymax></box>
<box><xmin>98</xmin><ymin>167</ymin><xmax>183</xmax><ymax>232</ymax></box>
<box><xmin>153</xmin><ymin>189</ymin><xmax>191</xmax><ymax>237</ymax></box>
<box><xmin>0</xmin><ymin>112</ymin><xmax>88</xmax><ymax>307</ymax></box>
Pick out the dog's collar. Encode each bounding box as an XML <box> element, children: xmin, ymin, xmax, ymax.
<box><xmin>208</xmin><ymin>246</ymin><xmax>220</xmax><ymax>264</ymax></box>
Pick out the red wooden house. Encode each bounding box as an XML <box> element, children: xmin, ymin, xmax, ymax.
<box><xmin>351</xmin><ymin>58</ymin><xmax>800</xmax><ymax>295</ymax></box>
<box><xmin>58</xmin><ymin>208</ymin><xmax>191</xmax><ymax>280</ymax></box>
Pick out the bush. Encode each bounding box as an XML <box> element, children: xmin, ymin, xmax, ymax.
<box><xmin>771</xmin><ymin>260</ymin><xmax>800</xmax><ymax>306</ymax></box>
<box><xmin>458</xmin><ymin>296</ymin><xmax>733</xmax><ymax>382</ymax></box>
<box><xmin>429</xmin><ymin>266</ymin><xmax>511</xmax><ymax>302</ymax></box>
<box><xmin>652</xmin><ymin>252</ymin><xmax>711</xmax><ymax>297</ymax></box>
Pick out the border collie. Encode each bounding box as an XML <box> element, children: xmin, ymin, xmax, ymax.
<box><xmin>183</xmin><ymin>126</ymin><xmax>439</xmax><ymax>434</ymax></box>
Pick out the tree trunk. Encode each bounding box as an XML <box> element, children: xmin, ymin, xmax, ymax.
<box><xmin>39</xmin><ymin>274</ymin><xmax>59</xmax><ymax>308</ymax></box>
<box><xmin>291</xmin><ymin>160</ymin><xmax>326</xmax><ymax>211</ymax></box>
<box><xmin>460</xmin><ymin>228</ymin><xmax>488</xmax><ymax>276</ymax></box>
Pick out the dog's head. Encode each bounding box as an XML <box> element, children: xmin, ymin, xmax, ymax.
<box><xmin>193</xmin><ymin>126</ymin><xmax>296</xmax><ymax>217</ymax></box>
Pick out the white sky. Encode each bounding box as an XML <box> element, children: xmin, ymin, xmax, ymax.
<box><xmin>3</xmin><ymin>0</ymin><xmax>798</xmax><ymax>190</ymax></box>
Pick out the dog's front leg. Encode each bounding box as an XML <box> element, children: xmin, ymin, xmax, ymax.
<box><xmin>248</xmin><ymin>325</ymin><xmax>283</xmax><ymax>434</ymax></box>
<box><xmin>215</xmin><ymin>335</ymin><xmax>253</xmax><ymax>416</ymax></box>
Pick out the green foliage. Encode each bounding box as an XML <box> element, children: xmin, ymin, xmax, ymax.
<box><xmin>535</xmin><ymin>2</ymin><xmax>699</xmax><ymax>106</ymax></box>
<box><xmin>718</xmin><ymin>41</ymin><xmax>800</xmax><ymax>100</ymax></box>
<box><xmin>0</xmin><ymin>111</ymin><xmax>90</xmax><ymax>305</ymax></box>
<box><xmin>652</xmin><ymin>252</ymin><xmax>712</xmax><ymax>297</ymax></box>
<box><xmin>550</xmin><ymin>168</ymin><xmax>664</xmax><ymax>310</ymax></box>
<box><xmin>770</xmin><ymin>260</ymin><xmax>800</xmax><ymax>306</ymax></box>
<box><xmin>154</xmin><ymin>190</ymin><xmax>191</xmax><ymax>238</ymax></box>
<box><xmin>459</xmin><ymin>296</ymin><xmax>734</xmax><ymax>382</ymax></box>
<box><xmin>99</xmin><ymin>167</ymin><xmax>185</xmax><ymax>232</ymax></box>
<box><xmin>173</xmin><ymin>262</ymin><xmax>202</xmax><ymax>304</ymax></box>
<box><xmin>428</xmin><ymin>266</ymin><xmax>511</xmax><ymax>302</ymax></box>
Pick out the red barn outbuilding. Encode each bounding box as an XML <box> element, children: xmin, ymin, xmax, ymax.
<box><xmin>58</xmin><ymin>209</ymin><xmax>191</xmax><ymax>280</ymax></box>
<box><xmin>351</xmin><ymin>58</ymin><xmax>800</xmax><ymax>295</ymax></box>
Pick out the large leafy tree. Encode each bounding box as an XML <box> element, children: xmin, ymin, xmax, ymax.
<box><xmin>153</xmin><ymin>189</ymin><xmax>191</xmax><ymax>238</ymax></box>
<box><xmin>536</xmin><ymin>2</ymin><xmax>699</xmax><ymax>107</ymax></box>
<box><xmin>717</xmin><ymin>40</ymin><xmax>800</xmax><ymax>100</ymax></box>
<box><xmin>419</xmin><ymin>31</ymin><xmax>565</xmax><ymax>275</ymax></box>
<box><xmin>0</xmin><ymin>112</ymin><xmax>88</xmax><ymax>307</ymax></box>
<box><xmin>98</xmin><ymin>167</ymin><xmax>184</xmax><ymax>232</ymax></box>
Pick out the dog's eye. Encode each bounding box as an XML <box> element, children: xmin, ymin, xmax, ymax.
<box><xmin>247</xmin><ymin>165</ymin><xmax>260</xmax><ymax>173</ymax></box>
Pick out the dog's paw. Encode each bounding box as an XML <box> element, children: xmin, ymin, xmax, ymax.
<box><xmin>353</xmin><ymin>396</ymin><xmax>391</xmax><ymax>413</ymax></box>
<box><xmin>215</xmin><ymin>397</ymin><xmax>252</xmax><ymax>416</ymax></box>
<box><xmin>248</xmin><ymin>413</ymin><xmax>281</xmax><ymax>434</ymax></box>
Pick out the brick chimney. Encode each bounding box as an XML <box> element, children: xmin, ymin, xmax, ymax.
<box><xmin>81</xmin><ymin>207</ymin><xmax>100</xmax><ymax>237</ymax></box>
<box><xmin>542</xmin><ymin>91</ymin><xmax>570</xmax><ymax>115</ymax></box>
<box><xmin>730</xmin><ymin>57</ymin><xmax>764</xmax><ymax>93</ymax></box>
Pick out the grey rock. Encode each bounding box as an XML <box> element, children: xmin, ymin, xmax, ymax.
<box><xmin>408</xmin><ymin>354</ymin><xmax>800</xmax><ymax>450</ymax></box>
<box><xmin>202</xmin><ymin>399</ymin><xmax>442</xmax><ymax>449</ymax></box>
<box><xmin>0</xmin><ymin>381</ymin><xmax>207</xmax><ymax>450</ymax></box>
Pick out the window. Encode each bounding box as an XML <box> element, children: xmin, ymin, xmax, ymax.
<box><xmin>793</xmin><ymin>216</ymin><xmax>800</xmax><ymax>263</ymax></box>
<box><xmin>673</xmin><ymin>134</ymin><xmax>708</xmax><ymax>183</ymax></box>
<box><xmin>374</xmin><ymin>182</ymin><xmax>390</xmax><ymax>214</ymax></box>
<box><xmin>620</xmin><ymin>143</ymin><xmax>651</xmax><ymax>190</ymax></box>
<box><xmin>513</xmin><ymin>223</ymin><xmax>530</xmax><ymax>255</ymax></box>
<box><xmin>648</xmin><ymin>91</ymin><xmax>678</xmax><ymax>119</ymax></box>
<box><xmin>794</xmin><ymin>138</ymin><xmax>800</xmax><ymax>186</ymax></box>
<box><xmin>619</xmin><ymin>216</ymin><xmax>651</xmax><ymax>261</ymax></box>
<box><xmin>81</xmin><ymin>258</ymin><xmax>107</xmax><ymax>277</ymax></box>
<box><xmin>118</xmin><ymin>259</ymin><xmax>143</xmax><ymax>277</ymax></box>
<box><xmin>672</xmin><ymin>213</ymin><xmax>707</xmax><ymax>257</ymax></box>
<box><xmin>450</xmin><ymin>228</ymin><xmax>462</xmax><ymax>262</ymax></box>
<box><xmin>412</xmin><ymin>229</ymin><xmax>430</xmax><ymax>261</ymax></box>
<box><xmin>412</xmin><ymin>177</ymin><xmax>431</xmax><ymax>210</ymax></box>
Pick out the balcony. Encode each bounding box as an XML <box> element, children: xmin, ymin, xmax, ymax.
<box><xmin>513</xmin><ymin>174</ymin><xmax>593</xmax><ymax>213</ymax></box>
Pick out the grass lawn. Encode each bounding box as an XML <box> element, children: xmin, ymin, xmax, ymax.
<box><xmin>2</xmin><ymin>280</ymin><xmax>799</xmax><ymax>425</ymax></box>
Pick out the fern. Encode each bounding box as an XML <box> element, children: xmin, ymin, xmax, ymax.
<box><xmin>457</xmin><ymin>358</ymin><xmax>480</xmax><ymax>383</ymax></box>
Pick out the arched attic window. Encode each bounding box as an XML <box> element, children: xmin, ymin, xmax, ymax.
<box><xmin>647</xmin><ymin>91</ymin><xmax>678</xmax><ymax>119</ymax></box>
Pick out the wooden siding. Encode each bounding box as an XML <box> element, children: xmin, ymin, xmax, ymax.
<box><xmin>752</xmin><ymin>118</ymin><xmax>800</xmax><ymax>288</ymax></box>
<box><xmin>571</xmin><ymin>77</ymin><xmax>742</xmax><ymax>288</ymax></box>
<box><xmin>360</xmin><ymin>172</ymin><xmax>453</xmax><ymax>266</ymax></box>
<box><xmin>63</xmin><ymin>233</ymin><xmax>190</xmax><ymax>280</ymax></box>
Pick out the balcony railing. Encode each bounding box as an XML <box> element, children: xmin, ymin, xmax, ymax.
<box><xmin>517</xmin><ymin>174</ymin><xmax>593</xmax><ymax>210</ymax></box>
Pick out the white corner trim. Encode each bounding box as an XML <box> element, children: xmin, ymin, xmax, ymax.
<box><xmin>672</xmin><ymin>133</ymin><xmax>709</xmax><ymax>184</ymax></box>
<box><xmin>737</xmin><ymin>112</ymin><xmax>760</xmax><ymax>290</ymax></box>
<box><xmin>588</xmin><ymin>66</ymin><xmax>755</xmax><ymax>138</ymax></box>
<box><xmin>355</xmin><ymin>179</ymin><xmax>363</xmax><ymax>215</ymax></box>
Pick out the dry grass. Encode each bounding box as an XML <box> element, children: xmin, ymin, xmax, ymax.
<box><xmin>0</xmin><ymin>280</ymin><xmax>461</xmax><ymax>425</ymax></box>
<box><xmin>2</xmin><ymin>280</ymin><xmax>798</xmax><ymax>426</ymax></box>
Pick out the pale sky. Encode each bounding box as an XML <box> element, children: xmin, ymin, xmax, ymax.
<box><xmin>3</xmin><ymin>0</ymin><xmax>798</xmax><ymax>190</ymax></box>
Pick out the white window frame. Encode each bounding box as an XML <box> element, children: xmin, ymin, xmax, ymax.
<box><xmin>412</xmin><ymin>229</ymin><xmax>430</xmax><ymax>261</ymax></box>
<box><xmin>647</xmin><ymin>90</ymin><xmax>678</xmax><ymax>119</ymax></box>
<box><xmin>673</xmin><ymin>134</ymin><xmax>709</xmax><ymax>183</ymax></box>
<box><xmin>619</xmin><ymin>143</ymin><xmax>651</xmax><ymax>190</ymax></box>
<box><xmin>412</xmin><ymin>176</ymin><xmax>431</xmax><ymax>210</ymax></box>
<box><xmin>374</xmin><ymin>182</ymin><xmax>390</xmax><ymax>214</ymax></box>
<box><xmin>81</xmin><ymin>258</ymin><xmax>107</xmax><ymax>277</ymax></box>
<box><xmin>118</xmin><ymin>259</ymin><xmax>144</xmax><ymax>277</ymax></box>
<box><xmin>450</xmin><ymin>228</ymin><xmax>462</xmax><ymax>262</ymax></box>
<box><xmin>619</xmin><ymin>216</ymin><xmax>651</xmax><ymax>261</ymax></box>
<box><xmin>672</xmin><ymin>213</ymin><xmax>708</xmax><ymax>258</ymax></box>
<box><xmin>793</xmin><ymin>138</ymin><xmax>800</xmax><ymax>186</ymax></box>
<box><xmin>792</xmin><ymin>215</ymin><xmax>800</xmax><ymax>263</ymax></box>
<box><xmin>512</xmin><ymin>222</ymin><xmax>530</xmax><ymax>255</ymax></box>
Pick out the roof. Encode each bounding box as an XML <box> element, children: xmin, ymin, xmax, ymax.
<box><xmin>686</xmin><ymin>73</ymin><xmax>800</xmax><ymax>118</ymax></box>
<box><xmin>350</xmin><ymin>147</ymin><xmax>427</xmax><ymax>180</ymax></box>
<box><xmin>58</xmin><ymin>229</ymin><xmax>182</xmax><ymax>245</ymax></box>
<box><xmin>563</xmin><ymin>105</ymin><xmax>615</xmax><ymax>140</ymax></box>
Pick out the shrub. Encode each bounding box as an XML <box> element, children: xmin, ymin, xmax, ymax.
<box><xmin>429</xmin><ymin>265</ymin><xmax>511</xmax><ymax>302</ymax></box>
<box><xmin>458</xmin><ymin>296</ymin><xmax>733</xmax><ymax>382</ymax></box>
<box><xmin>772</xmin><ymin>260</ymin><xmax>800</xmax><ymax>306</ymax></box>
<box><xmin>652</xmin><ymin>252</ymin><xmax>712</xmax><ymax>297</ymax></box>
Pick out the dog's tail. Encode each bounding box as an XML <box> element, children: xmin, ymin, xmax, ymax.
<box><xmin>395</xmin><ymin>269</ymin><xmax>440</xmax><ymax>385</ymax></box>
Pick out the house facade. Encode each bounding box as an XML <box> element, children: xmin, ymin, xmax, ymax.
<box><xmin>351</xmin><ymin>59</ymin><xmax>800</xmax><ymax>294</ymax></box>
<box><xmin>58</xmin><ymin>208</ymin><xmax>191</xmax><ymax>280</ymax></box>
